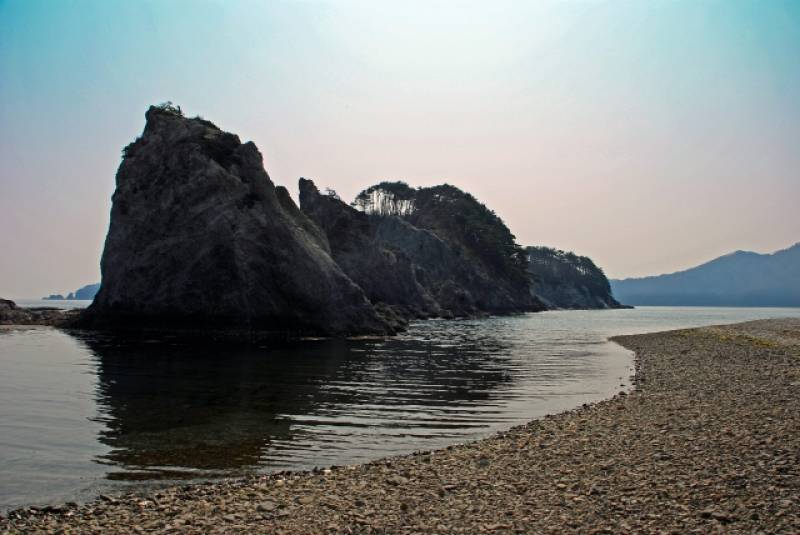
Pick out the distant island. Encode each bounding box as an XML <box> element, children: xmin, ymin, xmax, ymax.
<box><xmin>610</xmin><ymin>242</ymin><xmax>800</xmax><ymax>306</ymax></box>
<box><xmin>43</xmin><ymin>283</ymin><xmax>100</xmax><ymax>301</ymax></box>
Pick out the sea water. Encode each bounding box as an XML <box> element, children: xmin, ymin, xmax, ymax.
<box><xmin>2</xmin><ymin>306</ymin><xmax>799</xmax><ymax>511</ymax></box>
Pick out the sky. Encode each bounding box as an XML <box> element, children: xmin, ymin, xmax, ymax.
<box><xmin>1</xmin><ymin>0</ymin><xmax>799</xmax><ymax>298</ymax></box>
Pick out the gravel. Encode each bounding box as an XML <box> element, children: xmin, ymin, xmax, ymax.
<box><xmin>2</xmin><ymin>318</ymin><xmax>799</xmax><ymax>534</ymax></box>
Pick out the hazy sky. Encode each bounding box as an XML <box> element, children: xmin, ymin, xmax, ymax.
<box><xmin>1</xmin><ymin>0</ymin><xmax>799</xmax><ymax>298</ymax></box>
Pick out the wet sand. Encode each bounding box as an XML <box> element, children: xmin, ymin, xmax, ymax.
<box><xmin>2</xmin><ymin>318</ymin><xmax>798</xmax><ymax>534</ymax></box>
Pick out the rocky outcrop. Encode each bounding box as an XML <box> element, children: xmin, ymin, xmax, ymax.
<box><xmin>356</xmin><ymin>182</ymin><xmax>545</xmax><ymax>315</ymax></box>
<box><xmin>301</xmin><ymin>179</ymin><xmax>544</xmax><ymax>319</ymax></box>
<box><xmin>0</xmin><ymin>298</ymin><xmax>80</xmax><ymax>326</ymax></box>
<box><xmin>526</xmin><ymin>246</ymin><xmax>626</xmax><ymax>309</ymax></box>
<box><xmin>375</xmin><ymin>215</ymin><xmax>541</xmax><ymax>315</ymax></box>
<box><xmin>81</xmin><ymin>104</ymin><xmax>391</xmax><ymax>337</ymax></box>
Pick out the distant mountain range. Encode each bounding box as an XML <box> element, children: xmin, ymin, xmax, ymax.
<box><xmin>610</xmin><ymin>243</ymin><xmax>800</xmax><ymax>307</ymax></box>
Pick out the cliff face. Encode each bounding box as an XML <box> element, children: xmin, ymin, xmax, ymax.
<box><xmin>299</xmin><ymin>179</ymin><xmax>440</xmax><ymax>326</ymax></box>
<box><xmin>356</xmin><ymin>182</ymin><xmax>545</xmax><ymax>315</ymax></box>
<box><xmin>301</xmin><ymin>180</ymin><xmax>544</xmax><ymax>319</ymax></box>
<box><xmin>83</xmin><ymin>104</ymin><xmax>390</xmax><ymax>337</ymax></box>
<box><xmin>526</xmin><ymin>246</ymin><xmax>625</xmax><ymax>310</ymax></box>
<box><xmin>372</xmin><ymin>216</ymin><xmax>479</xmax><ymax>316</ymax></box>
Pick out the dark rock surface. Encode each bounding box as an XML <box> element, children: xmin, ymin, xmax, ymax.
<box><xmin>81</xmin><ymin>104</ymin><xmax>391</xmax><ymax>337</ymax></box>
<box><xmin>374</xmin><ymin>215</ymin><xmax>533</xmax><ymax>316</ymax></box>
<box><xmin>301</xmin><ymin>180</ymin><xmax>544</xmax><ymax>320</ymax></box>
<box><xmin>0</xmin><ymin>298</ymin><xmax>79</xmax><ymax>326</ymax></box>
<box><xmin>358</xmin><ymin>183</ymin><xmax>543</xmax><ymax>315</ymax></box>
<box><xmin>299</xmin><ymin>179</ymin><xmax>439</xmax><ymax>325</ymax></box>
<box><xmin>526</xmin><ymin>246</ymin><xmax>626</xmax><ymax>309</ymax></box>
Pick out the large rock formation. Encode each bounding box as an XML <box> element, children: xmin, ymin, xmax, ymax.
<box><xmin>82</xmin><ymin>104</ymin><xmax>391</xmax><ymax>337</ymax></box>
<box><xmin>301</xmin><ymin>180</ymin><xmax>545</xmax><ymax>319</ymax></box>
<box><xmin>526</xmin><ymin>246</ymin><xmax>625</xmax><ymax>309</ymax></box>
<box><xmin>355</xmin><ymin>182</ymin><xmax>545</xmax><ymax>315</ymax></box>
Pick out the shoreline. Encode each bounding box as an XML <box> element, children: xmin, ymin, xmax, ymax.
<box><xmin>2</xmin><ymin>318</ymin><xmax>799</xmax><ymax>533</ymax></box>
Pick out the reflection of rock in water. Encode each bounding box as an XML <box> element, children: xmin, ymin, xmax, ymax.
<box><xmin>75</xmin><ymin>325</ymin><xmax>513</xmax><ymax>481</ymax></box>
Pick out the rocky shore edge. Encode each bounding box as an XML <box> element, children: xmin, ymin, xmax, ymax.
<box><xmin>0</xmin><ymin>299</ymin><xmax>80</xmax><ymax>327</ymax></box>
<box><xmin>2</xmin><ymin>318</ymin><xmax>799</xmax><ymax>534</ymax></box>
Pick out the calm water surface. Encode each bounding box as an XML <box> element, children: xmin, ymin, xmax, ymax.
<box><xmin>2</xmin><ymin>306</ymin><xmax>799</xmax><ymax>511</ymax></box>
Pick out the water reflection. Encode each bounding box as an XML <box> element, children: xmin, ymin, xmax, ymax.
<box><xmin>78</xmin><ymin>324</ymin><xmax>514</xmax><ymax>480</ymax></box>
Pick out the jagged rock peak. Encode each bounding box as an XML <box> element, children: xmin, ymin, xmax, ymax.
<box><xmin>83</xmin><ymin>105</ymin><xmax>392</xmax><ymax>338</ymax></box>
<box><xmin>123</xmin><ymin>104</ymin><xmax>257</xmax><ymax>176</ymax></box>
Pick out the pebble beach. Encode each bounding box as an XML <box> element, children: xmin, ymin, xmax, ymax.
<box><xmin>2</xmin><ymin>318</ymin><xmax>798</xmax><ymax>534</ymax></box>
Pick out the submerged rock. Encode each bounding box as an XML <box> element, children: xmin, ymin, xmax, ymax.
<box><xmin>82</xmin><ymin>104</ymin><xmax>391</xmax><ymax>337</ymax></box>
